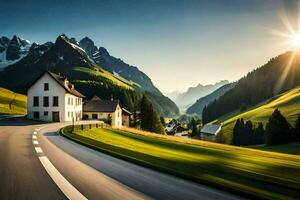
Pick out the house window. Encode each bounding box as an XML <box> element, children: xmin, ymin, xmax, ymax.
<box><xmin>68</xmin><ymin>112</ymin><xmax>70</xmax><ymax>117</ymax></box>
<box><xmin>44</xmin><ymin>111</ymin><xmax>48</xmax><ymax>116</ymax></box>
<box><xmin>33</xmin><ymin>112</ymin><xmax>39</xmax><ymax>119</ymax></box>
<box><xmin>53</xmin><ymin>96</ymin><xmax>59</xmax><ymax>106</ymax></box>
<box><xmin>43</xmin><ymin>96</ymin><xmax>49</xmax><ymax>107</ymax></box>
<box><xmin>92</xmin><ymin>114</ymin><xmax>98</xmax><ymax>119</ymax></box>
<box><xmin>33</xmin><ymin>96</ymin><xmax>39</xmax><ymax>107</ymax></box>
<box><xmin>44</xmin><ymin>83</ymin><xmax>49</xmax><ymax>91</ymax></box>
<box><xmin>68</xmin><ymin>97</ymin><xmax>70</xmax><ymax>105</ymax></box>
<box><xmin>71</xmin><ymin>98</ymin><xmax>73</xmax><ymax>105</ymax></box>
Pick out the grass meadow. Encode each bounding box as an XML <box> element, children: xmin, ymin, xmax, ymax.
<box><xmin>0</xmin><ymin>87</ymin><xmax>26</xmax><ymax>115</ymax></box>
<box><xmin>61</xmin><ymin>125</ymin><xmax>300</xmax><ymax>200</ymax></box>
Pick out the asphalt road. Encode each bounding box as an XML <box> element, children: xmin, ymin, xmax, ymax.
<box><xmin>0</xmin><ymin>117</ymin><xmax>244</xmax><ymax>200</ymax></box>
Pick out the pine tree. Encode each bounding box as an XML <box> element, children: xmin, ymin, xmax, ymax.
<box><xmin>190</xmin><ymin>118</ymin><xmax>198</xmax><ymax>137</ymax></box>
<box><xmin>244</xmin><ymin>120</ymin><xmax>253</xmax><ymax>145</ymax></box>
<box><xmin>295</xmin><ymin>114</ymin><xmax>300</xmax><ymax>141</ymax></box>
<box><xmin>266</xmin><ymin>109</ymin><xmax>291</xmax><ymax>145</ymax></box>
<box><xmin>140</xmin><ymin>95</ymin><xmax>165</xmax><ymax>134</ymax></box>
<box><xmin>253</xmin><ymin>122</ymin><xmax>265</xmax><ymax>144</ymax></box>
<box><xmin>232</xmin><ymin>119</ymin><xmax>241</xmax><ymax>145</ymax></box>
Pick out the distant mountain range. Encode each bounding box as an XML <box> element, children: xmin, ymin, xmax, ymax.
<box><xmin>202</xmin><ymin>51</ymin><xmax>300</xmax><ymax>123</ymax></box>
<box><xmin>0</xmin><ymin>36</ymin><xmax>31</xmax><ymax>69</ymax></box>
<box><xmin>186</xmin><ymin>83</ymin><xmax>235</xmax><ymax>117</ymax></box>
<box><xmin>167</xmin><ymin>80</ymin><xmax>229</xmax><ymax>110</ymax></box>
<box><xmin>0</xmin><ymin>34</ymin><xmax>179</xmax><ymax>117</ymax></box>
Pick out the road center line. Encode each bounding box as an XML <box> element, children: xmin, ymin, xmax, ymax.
<box><xmin>32</xmin><ymin>135</ymin><xmax>37</xmax><ymax>139</ymax></box>
<box><xmin>33</xmin><ymin>140</ymin><xmax>39</xmax><ymax>145</ymax></box>
<box><xmin>35</xmin><ymin>147</ymin><xmax>43</xmax><ymax>153</ymax></box>
<box><xmin>39</xmin><ymin>156</ymin><xmax>88</xmax><ymax>200</ymax></box>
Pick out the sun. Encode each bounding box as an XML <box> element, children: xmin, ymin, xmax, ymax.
<box><xmin>290</xmin><ymin>33</ymin><xmax>300</xmax><ymax>48</ymax></box>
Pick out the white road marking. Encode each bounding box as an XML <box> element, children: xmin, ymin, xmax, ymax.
<box><xmin>33</xmin><ymin>140</ymin><xmax>39</xmax><ymax>145</ymax></box>
<box><xmin>35</xmin><ymin>147</ymin><xmax>43</xmax><ymax>153</ymax></box>
<box><xmin>33</xmin><ymin>131</ymin><xmax>37</xmax><ymax>135</ymax></box>
<box><xmin>32</xmin><ymin>135</ymin><xmax>37</xmax><ymax>139</ymax></box>
<box><xmin>39</xmin><ymin>156</ymin><xmax>88</xmax><ymax>200</ymax></box>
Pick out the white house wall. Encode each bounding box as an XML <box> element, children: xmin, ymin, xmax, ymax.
<box><xmin>64</xmin><ymin>93</ymin><xmax>83</xmax><ymax>121</ymax></box>
<box><xmin>27</xmin><ymin>73</ymin><xmax>83</xmax><ymax>122</ymax></box>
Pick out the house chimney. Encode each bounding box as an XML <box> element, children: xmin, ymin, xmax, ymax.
<box><xmin>64</xmin><ymin>78</ymin><xmax>69</xmax><ymax>87</ymax></box>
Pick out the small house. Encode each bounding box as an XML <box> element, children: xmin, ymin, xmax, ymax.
<box><xmin>27</xmin><ymin>71</ymin><xmax>85</xmax><ymax>122</ymax></box>
<box><xmin>83</xmin><ymin>95</ymin><xmax>131</xmax><ymax>127</ymax></box>
<box><xmin>199</xmin><ymin>124</ymin><xmax>222</xmax><ymax>141</ymax></box>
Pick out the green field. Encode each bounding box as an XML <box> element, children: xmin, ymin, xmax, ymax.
<box><xmin>219</xmin><ymin>86</ymin><xmax>300</xmax><ymax>143</ymax></box>
<box><xmin>0</xmin><ymin>87</ymin><xmax>27</xmax><ymax>115</ymax></box>
<box><xmin>251</xmin><ymin>141</ymin><xmax>300</xmax><ymax>155</ymax></box>
<box><xmin>61</xmin><ymin>125</ymin><xmax>300</xmax><ymax>200</ymax></box>
<box><xmin>73</xmin><ymin>66</ymin><xmax>140</xmax><ymax>89</ymax></box>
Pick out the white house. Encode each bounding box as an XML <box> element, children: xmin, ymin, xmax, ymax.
<box><xmin>199</xmin><ymin>124</ymin><xmax>222</xmax><ymax>141</ymax></box>
<box><xmin>27</xmin><ymin>71</ymin><xmax>85</xmax><ymax>122</ymax></box>
<box><xmin>83</xmin><ymin>95</ymin><xmax>131</xmax><ymax>127</ymax></box>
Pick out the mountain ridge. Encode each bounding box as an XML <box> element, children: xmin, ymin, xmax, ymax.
<box><xmin>186</xmin><ymin>82</ymin><xmax>236</xmax><ymax>117</ymax></box>
<box><xmin>0</xmin><ymin>34</ymin><xmax>179</xmax><ymax>116</ymax></box>
<box><xmin>169</xmin><ymin>80</ymin><xmax>229</xmax><ymax>110</ymax></box>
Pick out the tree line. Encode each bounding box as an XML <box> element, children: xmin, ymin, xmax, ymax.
<box><xmin>202</xmin><ymin>52</ymin><xmax>300</xmax><ymax>124</ymax></box>
<box><xmin>232</xmin><ymin>109</ymin><xmax>300</xmax><ymax>146</ymax></box>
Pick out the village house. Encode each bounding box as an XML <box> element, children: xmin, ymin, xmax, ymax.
<box><xmin>199</xmin><ymin>124</ymin><xmax>222</xmax><ymax>141</ymax></box>
<box><xmin>83</xmin><ymin>95</ymin><xmax>131</xmax><ymax>127</ymax></box>
<box><xmin>27</xmin><ymin>71</ymin><xmax>85</xmax><ymax>122</ymax></box>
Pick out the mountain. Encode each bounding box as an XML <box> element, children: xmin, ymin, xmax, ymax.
<box><xmin>219</xmin><ymin>85</ymin><xmax>300</xmax><ymax>144</ymax></box>
<box><xmin>202</xmin><ymin>51</ymin><xmax>300</xmax><ymax>124</ymax></box>
<box><xmin>173</xmin><ymin>80</ymin><xmax>229</xmax><ymax>110</ymax></box>
<box><xmin>0</xmin><ymin>35</ymin><xmax>31</xmax><ymax>69</ymax></box>
<box><xmin>78</xmin><ymin>36</ymin><xmax>178</xmax><ymax>116</ymax></box>
<box><xmin>164</xmin><ymin>90</ymin><xmax>182</xmax><ymax>102</ymax></box>
<box><xmin>186</xmin><ymin>83</ymin><xmax>235</xmax><ymax>116</ymax></box>
<box><xmin>0</xmin><ymin>35</ymin><xmax>179</xmax><ymax>116</ymax></box>
<box><xmin>78</xmin><ymin>37</ymin><xmax>162</xmax><ymax>94</ymax></box>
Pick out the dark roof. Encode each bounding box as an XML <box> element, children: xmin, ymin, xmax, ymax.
<box><xmin>200</xmin><ymin>124</ymin><xmax>222</xmax><ymax>135</ymax></box>
<box><xmin>83</xmin><ymin>96</ymin><xmax>119</xmax><ymax>112</ymax></box>
<box><xmin>28</xmin><ymin>71</ymin><xmax>85</xmax><ymax>98</ymax></box>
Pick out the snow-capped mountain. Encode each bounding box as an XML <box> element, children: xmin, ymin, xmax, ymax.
<box><xmin>0</xmin><ymin>36</ymin><xmax>31</xmax><ymax>69</ymax></box>
<box><xmin>0</xmin><ymin>34</ymin><xmax>179</xmax><ymax>116</ymax></box>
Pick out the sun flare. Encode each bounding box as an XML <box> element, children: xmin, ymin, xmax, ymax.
<box><xmin>290</xmin><ymin>33</ymin><xmax>300</xmax><ymax>48</ymax></box>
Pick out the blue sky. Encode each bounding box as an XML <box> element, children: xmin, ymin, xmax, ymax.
<box><xmin>1</xmin><ymin>0</ymin><xmax>298</xmax><ymax>92</ymax></box>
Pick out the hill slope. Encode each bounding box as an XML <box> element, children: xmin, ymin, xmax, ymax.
<box><xmin>203</xmin><ymin>51</ymin><xmax>300</xmax><ymax>123</ymax></box>
<box><xmin>186</xmin><ymin>83</ymin><xmax>235</xmax><ymax>116</ymax></box>
<box><xmin>219</xmin><ymin>85</ymin><xmax>300</xmax><ymax>143</ymax></box>
<box><xmin>0</xmin><ymin>87</ymin><xmax>26</xmax><ymax>115</ymax></box>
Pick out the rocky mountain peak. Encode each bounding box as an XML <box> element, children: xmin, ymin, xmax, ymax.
<box><xmin>79</xmin><ymin>37</ymin><xmax>98</xmax><ymax>58</ymax></box>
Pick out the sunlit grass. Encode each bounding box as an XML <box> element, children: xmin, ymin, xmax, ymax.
<box><xmin>0</xmin><ymin>87</ymin><xmax>27</xmax><ymax>115</ymax></box>
<box><xmin>61</xmin><ymin>125</ymin><xmax>300</xmax><ymax>199</ymax></box>
<box><xmin>73</xmin><ymin>66</ymin><xmax>139</xmax><ymax>89</ymax></box>
<box><xmin>219</xmin><ymin>86</ymin><xmax>300</xmax><ymax>142</ymax></box>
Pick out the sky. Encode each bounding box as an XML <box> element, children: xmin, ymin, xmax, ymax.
<box><xmin>1</xmin><ymin>0</ymin><xmax>299</xmax><ymax>93</ymax></box>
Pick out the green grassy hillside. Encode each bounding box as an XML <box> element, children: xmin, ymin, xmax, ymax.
<box><xmin>251</xmin><ymin>141</ymin><xmax>300</xmax><ymax>155</ymax></box>
<box><xmin>219</xmin><ymin>86</ymin><xmax>300</xmax><ymax>143</ymax></box>
<box><xmin>73</xmin><ymin>66</ymin><xmax>140</xmax><ymax>90</ymax></box>
<box><xmin>61</xmin><ymin>125</ymin><xmax>300</xmax><ymax>199</ymax></box>
<box><xmin>0</xmin><ymin>87</ymin><xmax>27</xmax><ymax>115</ymax></box>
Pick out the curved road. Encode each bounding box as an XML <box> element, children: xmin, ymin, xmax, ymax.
<box><xmin>0</xmin><ymin>117</ymin><xmax>244</xmax><ymax>200</ymax></box>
